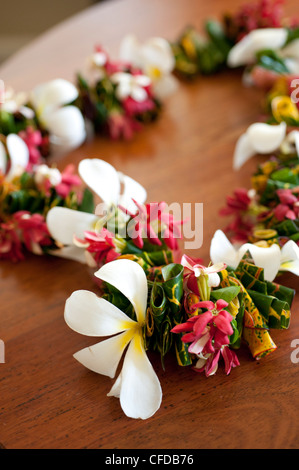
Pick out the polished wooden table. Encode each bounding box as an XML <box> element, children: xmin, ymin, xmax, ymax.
<box><xmin>0</xmin><ymin>0</ymin><xmax>298</xmax><ymax>450</ymax></box>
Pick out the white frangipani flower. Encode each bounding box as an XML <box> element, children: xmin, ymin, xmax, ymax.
<box><xmin>210</xmin><ymin>229</ymin><xmax>299</xmax><ymax>282</ymax></box>
<box><xmin>280</xmin><ymin>129</ymin><xmax>299</xmax><ymax>157</ymax></box>
<box><xmin>233</xmin><ymin>121</ymin><xmax>287</xmax><ymax>170</ymax></box>
<box><xmin>30</xmin><ymin>78</ymin><xmax>86</xmax><ymax>153</ymax></box>
<box><xmin>34</xmin><ymin>164</ymin><xmax>62</xmax><ymax>187</ymax></box>
<box><xmin>0</xmin><ymin>133</ymin><xmax>29</xmax><ymax>180</ymax></box>
<box><xmin>281</xmin><ymin>38</ymin><xmax>299</xmax><ymax>60</ymax></box>
<box><xmin>1</xmin><ymin>87</ymin><xmax>34</xmax><ymax>120</ymax></box>
<box><xmin>46</xmin><ymin>158</ymin><xmax>147</xmax><ymax>263</ymax></box>
<box><xmin>119</xmin><ymin>34</ymin><xmax>178</xmax><ymax>99</ymax></box>
<box><xmin>64</xmin><ymin>259</ymin><xmax>162</xmax><ymax>419</ymax></box>
<box><xmin>280</xmin><ymin>240</ymin><xmax>299</xmax><ymax>276</ymax></box>
<box><xmin>227</xmin><ymin>28</ymin><xmax>288</xmax><ymax>68</ymax></box>
<box><xmin>111</xmin><ymin>72</ymin><xmax>151</xmax><ymax>102</ymax></box>
<box><xmin>280</xmin><ymin>39</ymin><xmax>299</xmax><ymax>72</ymax></box>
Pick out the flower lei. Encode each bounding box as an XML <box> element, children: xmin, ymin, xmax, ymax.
<box><xmin>1</xmin><ymin>0</ymin><xmax>299</xmax><ymax>419</ymax></box>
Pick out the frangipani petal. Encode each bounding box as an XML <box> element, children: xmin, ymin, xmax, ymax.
<box><xmin>284</xmin><ymin>58</ymin><xmax>299</xmax><ymax>75</ymax></box>
<box><xmin>118</xmin><ymin>172</ymin><xmax>147</xmax><ymax>213</ymax></box>
<box><xmin>73</xmin><ymin>330</ymin><xmax>134</xmax><ymax>378</ymax></box>
<box><xmin>153</xmin><ymin>74</ymin><xmax>178</xmax><ymax>99</ymax></box>
<box><xmin>78</xmin><ymin>159</ymin><xmax>120</xmax><ymax>206</ymax></box>
<box><xmin>281</xmin><ymin>38</ymin><xmax>299</xmax><ymax>59</ymax></box>
<box><xmin>283</xmin><ymin>130</ymin><xmax>299</xmax><ymax>157</ymax></box>
<box><xmin>247</xmin><ymin>121</ymin><xmax>286</xmax><ymax>154</ymax></box>
<box><xmin>119</xmin><ymin>34</ymin><xmax>141</xmax><ymax>65</ymax></box>
<box><xmin>94</xmin><ymin>259</ymin><xmax>148</xmax><ymax>322</ymax></box>
<box><xmin>46</xmin><ymin>207</ymin><xmax>98</xmax><ymax>245</ymax></box>
<box><xmin>6</xmin><ymin>133</ymin><xmax>29</xmax><ymax>177</ymax></box>
<box><xmin>233</xmin><ymin>122</ymin><xmax>286</xmax><ymax>170</ymax></box>
<box><xmin>117</xmin><ymin>334</ymin><xmax>162</xmax><ymax>419</ymax></box>
<box><xmin>239</xmin><ymin>243</ymin><xmax>281</xmax><ymax>281</ymax></box>
<box><xmin>210</xmin><ymin>230</ymin><xmax>239</xmax><ymax>269</ymax></box>
<box><xmin>45</xmin><ymin>105</ymin><xmax>86</xmax><ymax>150</ymax></box>
<box><xmin>142</xmin><ymin>37</ymin><xmax>175</xmax><ymax>74</ymax></box>
<box><xmin>233</xmin><ymin>133</ymin><xmax>256</xmax><ymax>170</ymax></box>
<box><xmin>49</xmin><ymin>245</ymin><xmax>89</xmax><ymax>264</ymax></box>
<box><xmin>65</xmin><ymin>290</ymin><xmax>136</xmax><ymax>337</ymax></box>
<box><xmin>31</xmin><ymin>78</ymin><xmax>79</xmax><ymax>111</ymax></box>
<box><xmin>119</xmin><ymin>35</ymin><xmax>177</xmax><ymax>99</ymax></box>
<box><xmin>107</xmin><ymin>373</ymin><xmax>122</xmax><ymax>398</ymax></box>
<box><xmin>227</xmin><ymin>28</ymin><xmax>288</xmax><ymax>67</ymax></box>
<box><xmin>0</xmin><ymin>141</ymin><xmax>7</xmax><ymax>174</ymax></box>
<box><xmin>210</xmin><ymin>230</ymin><xmax>281</xmax><ymax>281</ymax></box>
<box><xmin>280</xmin><ymin>240</ymin><xmax>299</xmax><ymax>275</ymax></box>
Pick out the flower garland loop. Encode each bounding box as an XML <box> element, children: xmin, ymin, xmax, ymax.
<box><xmin>1</xmin><ymin>0</ymin><xmax>299</xmax><ymax>419</ymax></box>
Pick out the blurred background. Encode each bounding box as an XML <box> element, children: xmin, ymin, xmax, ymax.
<box><xmin>0</xmin><ymin>0</ymin><xmax>103</xmax><ymax>64</ymax></box>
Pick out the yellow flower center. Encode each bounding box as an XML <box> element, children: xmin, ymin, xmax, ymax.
<box><xmin>272</xmin><ymin>96</ymin><xmax>299</xmax><ymax>122</ymax></box>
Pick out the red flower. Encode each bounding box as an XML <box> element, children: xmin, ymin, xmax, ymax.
<box><xmin>19</xmin><ymin>127</ymin><xmax>44</xmax><ymax>169</ymax></box>
<box><xmin>122</xmin><ymin>96</ymin><xmax>155</xmax><ymax>117</ymax></box>
<box><xmin>226</xmin><ymin>0</ymin><xmax>286</xmax><ymax>43</ymax></box>
<box><xmin>219</xmin><ymin>187</ymin><xmax>254</xmax><ymax>243</ymax></box>
<box><xmin>273</xmin><ymin>188</ymin><xmax>299</xmax><ymax>221</ymax></box>
<box><xmin>107</xmin><ymin>111</ymin><xmax>142</xmax><ymax>140</ymax></box>
<box><xmin>76</xmin><ymin>228</ymin><xmax>119</xmax><ymax>266</ymax></box>
<box><xmin>13</xmin><ymin>211</ymin><xmax>52</xmax><ymax>254</ymax></box>
<box><xmin>193</xmin><ymin>346</ymin><xmax>240</xmax><ymax>377</ymax></box>
<box><xmin>220</xmin><ymin>187</ymin><xmax>251</xmax><ymax>216</ymax></box>
<box><xmin>55</xmin><ymin>164</ymin><xmax>82</xmax><ymax>198</ymax></box>
<box><xmin>0</xmin><ymin>220</ymin><xmax>24</xmax><ymax>262</ymax></box>
<box><xmin>171</xmin><ymin>299</ymin><xmax>234</xmax><ymax>356</ymax></box>
<box><xmin>0</xmin><ymin>211</ymin><xmax>52</xmax><ymax>261</ymax></box>
<box><xmin>120</xmin><ymin>200</ymin><xmax>185</xmax><ymax>250</ymax></box>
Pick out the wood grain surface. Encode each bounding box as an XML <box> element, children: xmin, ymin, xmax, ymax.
<box><xmin>0</xmin><ymin>0</ymin><xmax>298</xmax><ymax>450</ymax></box>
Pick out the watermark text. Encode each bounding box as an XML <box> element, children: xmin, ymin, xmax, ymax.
<box><xmin>290</xmin><ymin>339</ymin><xmax>299</xmax><ymax>364</ymax></box>
<box><xmin>290</xmin><ymin>79</ymin><xmax>299</xmax><ymax>104</ymax></box>
<box><xmin>0</xmin><ymin>339</ymin><xmax>5</xmax><ymax>363</ymax></box>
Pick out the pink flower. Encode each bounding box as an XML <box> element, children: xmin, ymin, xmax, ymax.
<box><xmin>193</xmin><ymin>346</ymin><xmax>240</xmax><ymax>377</ymax></box>
<box><xmin>75</xmin><ymin>228</ymin><xmax>119</xmax><ymax>266</ymax></box>
<box><xmin>55</xmin><ymin>164</ymin><xmax>82</xmax><ymax>198</ymax></box>
<box><xmin>19</xmin><ymin>127</ymin><xmax>43</xmax><ymax>169</ymax></box>
<box><xmin>0</xmin><ymin>211</ymin><xmax>52</xmax><ymax>260</ymax></box>
<box><xmin>0</xmin><ymin>220</ymin><xmax>24</xmax><ymax>262</ymax></box>
<box><xmin>220</xmin><ymin>188</ymin><xmax>251</xmax><ymax>216</ymax></box>
<box><xmin>107</xmin><ymin>111</ymin><xmax>142</xmax><ymax>140</ymax></box>
<box><xmin>273</xmin><ymin>188</ymin><xmax>299</xmax><ymax>221</ymax></box>
<box><xmin>277</xmin><ymin>188</ymin><xmax>298</xmax><ymax>206</ymax></box>
<box><xmin>171</xmin><ymin>299</ymin><xmax>234</xmax><ymax>356</ymax></box>
<box><xmin>227</xmin><ymin>0</ymin><xmax>286</xmax><ymax>43</ymax></box>
<box><xmin>219</xmin><ymin>188</ymin><xmax>254</xmax><ymax>243</ymax></box>
<box><xmin>120</xmin><ymin>200</ymin><xmax>185</xmax><ymax>250</ymax></box>
<box><xmin>122</xmin><ymin>95</ymin><xmax>155</xmax><ymax>117</ymax></box>
<box><xmin>13</xmin><ymin>211</ymin><xmax>52</xmax><ymax>254</ymax></box>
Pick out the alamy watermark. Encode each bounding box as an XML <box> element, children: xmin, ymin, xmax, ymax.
<box><xmin>0</xmin><ymin>339</ymin><xmax>4</xmax><ymax>363</ymax></box>
<box><xmin>290</xmin><ymin>339</ymin><xmax>299</xmax><ymax>364</ymax></box>
<box><xmin>96</xmin><ymin>202</ymin><xmax>204</xmax><ymax>250</ymax></box>
<box><xmin>290</xmin><ymin>79</ymin><xmax>299</xmax><ymax>104</ymax></box>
